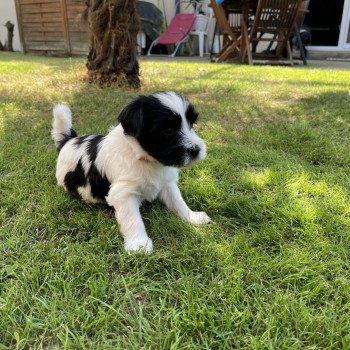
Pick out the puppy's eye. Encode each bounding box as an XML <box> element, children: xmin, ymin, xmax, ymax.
<box><xmin>163</xmin><ymin>128</ymin><xmax>174</xmax><ymax>136</ymax></box>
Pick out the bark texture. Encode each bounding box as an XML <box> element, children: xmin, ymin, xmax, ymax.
<box><xmin>84</xmin><ymin>0</ymin><xmax>141</xmax><ymax>88</ymax></box>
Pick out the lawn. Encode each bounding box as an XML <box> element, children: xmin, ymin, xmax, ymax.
<box><xmin>1</xmin><ymin>52</ymin><xmax>350</xmax><ymax>349</ymax></box>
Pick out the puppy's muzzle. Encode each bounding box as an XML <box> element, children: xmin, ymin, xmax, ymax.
<box><xmin>188</xmin><ymin>145</ymin><xmax>200</xmax><ymax>159</ymax></box>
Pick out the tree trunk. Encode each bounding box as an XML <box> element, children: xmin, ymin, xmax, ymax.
<box><xmin>84</xmin><ymin>0</ymin><xmax>141</xmax><ymax>88</ymax></box>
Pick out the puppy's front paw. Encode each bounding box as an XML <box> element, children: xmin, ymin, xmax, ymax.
<box><xmin>188</xmin><ymin>211</ymin><xmax>211</xmax><ymax>225</ymax></box>
<box><xmin>124</xmin><ymin>237</ymin><xmax>153</xmax><ymax>254</ymax></box>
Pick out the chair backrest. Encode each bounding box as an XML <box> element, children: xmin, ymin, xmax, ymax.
<box><xmin>168</xmin><ymin>13</ymin><xmax>196</xmax><ymax>34</ymax></box>
<box><xmin>228</xmin><ymin>13</ymin><xmax>242</xmax><ymax>30</ymax></box>
<box><xmin>157</xmin><ymin>13</ymin><xmax>196</xmax><ymax>45</ymax></box>
<box><xmin>252</xmin><ymin>0</ymin><xmax>302</xmax><ymax>34</ymax></box>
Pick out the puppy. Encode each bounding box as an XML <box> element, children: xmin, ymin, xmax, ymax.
<box><xmin>51</xmin><ymin>92</ymin><xmax>211</xmax><ymax>253</ymax></box>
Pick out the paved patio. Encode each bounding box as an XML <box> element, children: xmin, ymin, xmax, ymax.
<box><xmin>140</xmin><ymin>55</ymin><xmax>350</xmax><ymax>69</ymax></box>
<box><xmin>308</xmin><ymin>59</ymin><xmax>350</xmax><ymax>69</ymax></box>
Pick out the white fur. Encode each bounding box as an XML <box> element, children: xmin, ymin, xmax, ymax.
<box><xmin>102</xmin><ymin>126</ymin><xmax>210</xmax><ymax>252</ymax></box>
<box><xmin>52</xmin><ymin>97</ymin><xmax>211</xmax><ymax>254</ymax></box>
<box><xmin>159</xmin><ymin>183</ymin><xmax>211</xmax><ymax>225</ymax></box>
<box><xmin>154</xmin><ymin>91</ymin><xmax>187</xmax><ymax>116</ymax></box>
<box><xmin>51</xmin><ymin>104</ymin><xmax>72</xmax><ymax>147</ymax></box>
<box><xmin>78</xmin><ymin>184</ymin><xmax>101</xmax><ymax>203</ymax></box>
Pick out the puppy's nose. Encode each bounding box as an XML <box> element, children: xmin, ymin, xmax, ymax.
<box><xmin>189</xmin><ymin>146</ymin><xmax>200</xmax><ymax>158</ymax></box>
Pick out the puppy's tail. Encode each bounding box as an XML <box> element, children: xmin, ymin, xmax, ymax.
<box><xmin>51</xmin><ymin>104</ymin><xmax>77</xmax><ymax>151</ymax></box>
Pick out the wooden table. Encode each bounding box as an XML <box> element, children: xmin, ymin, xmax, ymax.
<box><xmin>210</xmin><ymin>0</ymin><xmax>258</xmax><ymax>63</ymax></box>
<box><xmin>221</xmin><ymin>0</ymin><xmax>258</xmax><ymax>12</ymax></box>
<box><xmin>211</xmin><ymin>0</ymin><xmax>307</xmax><ymax>65</ymax></box>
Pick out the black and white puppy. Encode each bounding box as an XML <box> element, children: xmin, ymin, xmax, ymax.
<box><xmin>51</xmin><ymin>92</ymin><xmax>210</xmax><ymax>253</ymax></box>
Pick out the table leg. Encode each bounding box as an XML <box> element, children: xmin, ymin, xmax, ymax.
<box><xmin>241</xmin><ymin>16</ymin><xmax>252</xmax><ymax>65</ymax></box>
<box><xmin>240</xmin><ymin>2</ymin><xmax>252</xmax><ymax>64</ymax></box>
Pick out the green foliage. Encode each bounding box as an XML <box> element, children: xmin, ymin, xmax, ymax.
<box><xmin>1</xmin><ymin>53</ymin><xmax>350</xmax><ymax>349</ymax></box>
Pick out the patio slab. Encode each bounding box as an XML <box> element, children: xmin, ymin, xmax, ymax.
<box><xmin>140</xmin><ymin>55</ymin><xmax>350</xmax><ymax>69</ymax></box>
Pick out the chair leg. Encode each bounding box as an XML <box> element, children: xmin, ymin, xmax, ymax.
<box><xmin>241</xmin><ymin>46</ymin><xmax>247</xmax><ymax>64</ymax></box>
<box><xmin>171</xmin><ymin>42</ymin><xmax>183</xmax><ymax>57</ymax></box>
<box><xmin>275</xmin><ymin>32</ymin><xmax>285</xmax><ymax>59</ymax></box>
<box><xmin>242</xmin><ymin>17</ymin><xmax>252</xmax><ymax>65</ymax></box>
<box><xmin>240</xmin><ymin>35</ymin><xmax>247</xmax><ymax>63</ymax></box>
<box><xmin>198</xmin><ymin>32</ymin><xmax>204</xmax><ymax>57</ymax></box>
<box><xmin>214</xmin><ymin>42</ymin><xmax>230</xmax><ymax>61</ymax></box>
<box><xmin>171</xmin><ymin>37</ymin><xmax>192</xmax><ymax>57</ymax></box>
<box><xmin>286</xmin><ymin>40</ymin><xmax>293</xmax><ymax>66</ymax></box>
<box><xmin>205</xmin><ymin>34</ymin><xmax>209</xmax><ymax>55</ymax></box>
<box><xmin>294</xmin><ymin>23</ymin><xmax>307</xmax><ymax>66</ymax></box>
<box><xmin>147</xmin><ymin>40</ymin><xmax>157</xmax><ymax>56</ymax></box>
<box><xmin>217</xmin><ymin>38</ymin><xmax>241</xmax><ymax>62</ymax></box>
<box><xmin>188</xmin><ymin>38</ymin><xmax>194</xmax><ymax>56</ymax></box>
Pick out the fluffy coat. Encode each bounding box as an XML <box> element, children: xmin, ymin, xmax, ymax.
<box><xmin>51</xmin><ymin>92</ymin><xmax>210</xmax><ymax>253</ymax></box>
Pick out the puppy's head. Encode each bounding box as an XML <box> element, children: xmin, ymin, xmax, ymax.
<box><xmin>118</xmin><ymin>92</ymin><xmax>206</xmax><ymax>167</ymax></box>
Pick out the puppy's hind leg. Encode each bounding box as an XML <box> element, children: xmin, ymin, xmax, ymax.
<box><xmin>106</xmin><ymin>184</ymin><xmax>153</xmax><ymax>254</ymax></box>
<box><xmin>159</xmin><ymin>183</ymin><xmax>211</xmax><ymax>225</ymax></box>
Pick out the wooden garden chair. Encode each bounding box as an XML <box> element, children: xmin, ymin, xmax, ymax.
<box><xmin>241</xmin><ymin>0</ymin><xmax>302</xmax><ymax>65</ymax></box>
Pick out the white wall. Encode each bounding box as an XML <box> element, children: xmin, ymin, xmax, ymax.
<box><xmin>0</xmin><ymin>0</ymin><xmax>22</xmax><ymax>52</ymax></box>
<box><xmin>163</xmin><ymin>0</ymin><xmax>176</xmax><ymax>26</ymax></box>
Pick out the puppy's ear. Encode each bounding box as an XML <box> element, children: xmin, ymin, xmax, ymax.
<box><xmin>117</xmin><ymin>97</ymin><xmax>144</xmax><ymax>137</ymax></box>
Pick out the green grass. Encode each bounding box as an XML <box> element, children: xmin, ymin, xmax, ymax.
<box><xmin>1</xmin><ymin>52</ymin><xmax>350</xmax><ymax>349</ymax></box>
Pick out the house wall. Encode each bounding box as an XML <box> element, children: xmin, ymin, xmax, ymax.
<box><xmin>163</xmin><ymin>0</ymin><xmax>176</xmax><ymax>26</ymax></box>
<box><xmin>0</xmin><ymin>0</ymin><xmax>22</xmax><ymax>51</ymax></box>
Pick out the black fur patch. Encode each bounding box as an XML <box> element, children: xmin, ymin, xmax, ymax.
<box><xmin>185</xmin><ymin>103</ymin><xmax>198</xmax><ymax>126</ymax></box>
<box><xmin>64</xmin><ymin>159</ymin><xmax>86</xmax><ymax>196</ymax></box>
<box><xmin>86</xmin><ymin>135</ymin><xmax>104</xmax><ymax>162</ymax></box>
<box><xmin>63</xmin><ymin>135</ymin><xmax>110</xmax><ymax>200</ymax></box>
<box><xmin>118</xmin><ymin>93</ymin><xmax>199</xmax><ymax>167</ymax></box>
<box><xmin>86</xmin><ymin>135</ymin><xmax>111</xmax><ymax>200</ymax></box>
<box><xmin>74</xmin><ymin>135</ymin><xmax>90</xmax><ymax>146</ymax></box>
<box><xmin>57</xmin><ymin>128</ymin><xmax>77</xmax><ymax>153</ymax></box>
<box><xmin>88</xmin><ymin>164</ymin><xmax>111</xmax><ymax>200</ymax></box>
